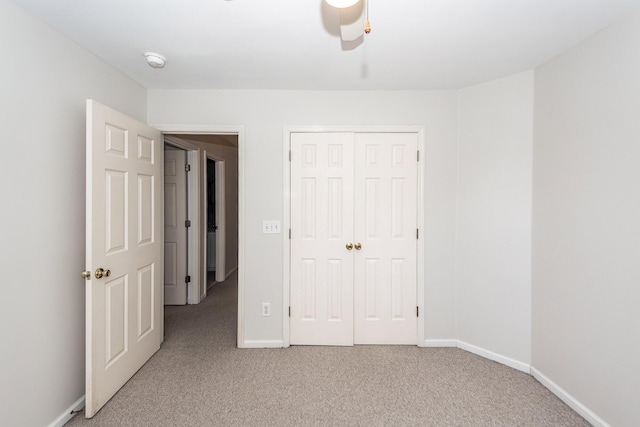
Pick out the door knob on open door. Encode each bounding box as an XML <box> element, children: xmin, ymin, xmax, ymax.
<box><xmin>95</xmin><ymin>268</ymin><xmax>111</xmax><ymax>279</ymax></box>
<box><xmin>81</xmin><ymin>270</ymin><xmax>91</xmax><ymax>280</ymax></box>
<box><xmin>346</xmin><ymin>243</ymin><xmax>353</xmax><ymax>250</ymax></box>
<box><xmin>354</xmin><ymin>243</ymin><xmax>362</xmax><ymax>250</ymax></box>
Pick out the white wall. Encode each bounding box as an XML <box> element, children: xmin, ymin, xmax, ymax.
<box><xmin>0</xmin><ymin>1</ymin><xmax>147</xmax><ymax>425</ymax></box>
<box><xmin>455</xmin><ymin>71</ymin><xmax>534</xmax><ymax>365</ymax></box>
<box><xmin>148</xmin><ymin>90</ymin><xmax>459</xmax><ymax>344</ymax></box>
<box><xmin>533</xmin><ymin>9</ymin><xmax>640</xmax><ymax>427</ymax></box>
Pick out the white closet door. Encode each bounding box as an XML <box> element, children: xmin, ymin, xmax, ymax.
<box><xmin>353</xmin><ymin>133</ymin><xmax>418</xmax><ymax>344</ymax></box>
<box><xmin>290</xmin><ymin>133</ymin><xmax>355</xmax><ymax>345</ymax></box>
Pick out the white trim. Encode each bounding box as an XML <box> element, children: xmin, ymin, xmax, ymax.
<box><xmin>422</xmin><ymin>340</ymin><xmax>611</xmax><ymax>424</ymax></box>
<box><xmin>531</xmin><ymin>367</ymin><xmax>610</xmax><ymax>427</ymax></box>
<box><xmin>457</xmin><ymin>341</ymin><xmax>530</xmax><ymax>373</ymax></box>
<box><xmin>282</xmin><ymin>128</ymin><xmax>291</xmax><ymax>348</ymax></box>
<box><xmin>186</xmin><ymin>150</ymin><xmax>201</xmax><ymax>304</ymax></box>
<box><xmin>153</xmin><ymin>125</ymin><xmax>245</xmax><ymax>349</ymax></box>
<box><xmin>153</xmin><ymin>124</ymin><xmax>242</xmax><ymax>135</ymax></box>
<box><xmin>423</xmin><ymin>339</ymin><xmax>531</xmax><ymax>373</ymax></box>
<box><xmin>285</xmin><ymin>125</ymin><xmax>427</xmax><ymax>134</ymax></box>
<box><xmin>283</xmin><ymin>126</ymin><xmax>426</xmax><ymax>348</ymax></box>
<box><xmin>422</xmin><ymin>339</ymin><xmax>457</xmax><ymax>347</ymax></box>
<box><xmin>47</xmin><ymin>396</ymin><xmax>85</xmax><ymax>427</ymax></box>
<box><xmin>201</xmin><ymin>150</ymin><xmax>209</xmax><ymax>298</ymax></box>
<box><xmin>237</xmin><ymin>128</ymin><xmax>245</xmax><ymax>349</ymax></box>
<box><xmin>416</xmin><ymin>127</ymin><xmax>426</xmax><ymax>346</ymax></box>
<box><xmin>214</xmin><ymin>161</ymin><xmax>226</xmax><ymax>282</ymax></box>
<box><xmin>242</xmin><ymin>340</ymin><xmax>286</xmax><ymax>349</ymax></box>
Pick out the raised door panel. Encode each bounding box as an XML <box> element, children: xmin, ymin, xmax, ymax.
<box><xmin>290</xmin><ymin>132</ymin><xmax>355</xmax><ymax>346</ymax></box>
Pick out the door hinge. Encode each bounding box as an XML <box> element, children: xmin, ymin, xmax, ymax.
<box><xmin>185</xmin><ymin>164</ymin><xmax>191</xmax><ymax>172</ymax></box>
<box><xmin>416</xmin><ymin>228</ymin><xmax>419</xmax><ymax>239</ymax></box>
<box><xmin>417</xmin><ymin>306</ymin><xmax>419</xmax><ymax>317</ymax></box>
<box><xmin>185</xmin><ymin>275</ymin><xmax>191</xmax><ymax>283</ymax></box>
<box><xmin>289</xmin><ymin>229</ymin><xmax>291</xmax><ymax>239</ymax></box>
<box><xmin>417</xmin><ymin>151</ymin><xmax>420</xmax><ymax>161</ymax></box>
<box><xmin>289</xmin><ymin>150</ymin><xmax>292</xmax><ymax>162</ymax></box>
<box><xmin>185</xmin><ymin>220</ymin><xmax>191</xmax><ymax>228</ymax></box>
<box><xmin>288</xmin><ymin>306</ymin><xmax>291</xmax><ymax>317</ymax></box>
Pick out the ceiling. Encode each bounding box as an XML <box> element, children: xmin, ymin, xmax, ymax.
<box><xmin>167</xmin><ymin>134</ymin><xmax>238</xmax><ymax>148</ymax></box>
<box><xmin>11</xmin><ymin>0</ymin><xmax>640</xmax><ymax>90</ymax></box>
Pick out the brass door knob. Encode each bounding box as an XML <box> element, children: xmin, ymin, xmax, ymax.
<box><xmin>81</xmin><ymin>270</ymin><xmax>91</xmax><ymax>280</ymax></box>
<box><xmin>346</xmin><ymin>243</ymin><xmax>353</xmax><ymax>250</ymax></box>
<box><xmin>95</xmin><ymin>268</ymin><xmax>111</xmax><ymax>279</ymax></box>
<box><xmin>354</xmin><ymin>243</ymin><xmax>362</xmax><ymax>250</ymax></box>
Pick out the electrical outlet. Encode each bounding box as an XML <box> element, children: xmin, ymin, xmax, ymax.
<box><xmin>261</xmin><ymin>302</ymin><xmax>271</xmax><ymax>317</ymax></box>
<box><xmin>262</xmin><ymin>220</ymin><xmax>281</xmax><ymax>234</ymax></box>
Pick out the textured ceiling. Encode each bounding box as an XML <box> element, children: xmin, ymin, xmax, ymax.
<box><xmin>11</xmin><ymin>0</ymin><xmax>640</xmax><ymax>90</ymax></box>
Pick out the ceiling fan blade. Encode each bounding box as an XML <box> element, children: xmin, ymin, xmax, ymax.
<box><xmin>339</xmin><ymin>1</ymin><xmax>365</xmax><ymax>42</ymax></box>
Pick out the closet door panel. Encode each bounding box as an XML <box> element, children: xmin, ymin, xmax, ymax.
<box><xmin>290</xmin><ymin>132</ymin><xmax>355</xmax><ymax>345</ymax></box>
<box><xmin>353</xmin><ymin>133</ymin><xmax>418</xmax><ymax>344</ymax></box>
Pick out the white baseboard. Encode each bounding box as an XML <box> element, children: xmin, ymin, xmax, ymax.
<box><xmin>422</xmin><ymin>339</ymin><xmax>530</xmax><ymax>373</ymax></box>
<box><xmin>531</xmin><ymin>367</ymin><xmax>610</xmax><ymax>427</ymax></box>
<box><xmin>241</xmin><ymin>339</ymin><xmax>285</xmax><ymax>348</ymax></box>
<box><xmin>48</xmin><ymin>395</ymin><xmax>85</xmax><ymax>427</ymax></box>
<box><xmin>422</xmin><ymin>339</ymin><xmax>457</xmax><ymax>347</ymax></box>
<box><xmin>457</xmin><ymin>341</ymin><xmax>530</xmax><ymax>373</ymax></box>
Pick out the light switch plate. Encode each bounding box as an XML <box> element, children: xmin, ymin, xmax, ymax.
<box><xmin>262</xmin><ymin>220</ymin><xmax>281</xmax><ymax>234</ymax></box>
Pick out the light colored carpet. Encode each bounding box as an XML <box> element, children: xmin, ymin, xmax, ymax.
<box><xmin>68</xmin><ymin>272</ymin><xmax>589</xmax><ymax>426</ymax></box>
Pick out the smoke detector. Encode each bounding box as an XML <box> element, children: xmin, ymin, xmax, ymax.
<box><xmin>143</xmin><ymin>52</ymin><xmax>166</xmax><ymax>69</ymax></box>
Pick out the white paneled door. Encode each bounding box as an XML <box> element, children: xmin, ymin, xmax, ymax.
<box><xmin>353</xmin><ymin>133</ymin><xmax>418</xmax><ymax>344</ymax></box>
<box><xmin>290</xmin><ymin>133</ymin><xmax>355</xmax><ymax>345</ymax></box>
<box><xmin>85</xmin><ymin>100</ymin><xmax>163</xmax><ymax>417</ymax></box>
<box><xmin>290</xmin><ymin>132</ymin><xmax>417</xmax><ymax>346</ymax></box>
<box><xmin>164</xmin><ymin>149</ymin><xmax>188</xmax><ymax>305</ymax></box>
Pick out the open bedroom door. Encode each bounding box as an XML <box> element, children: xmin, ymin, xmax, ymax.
<box><xmin>83</xmin><ymin>100</ymin><xmax>163</xmax><ymax>417</ymax></box>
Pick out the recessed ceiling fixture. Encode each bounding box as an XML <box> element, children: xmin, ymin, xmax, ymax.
<box><xmin>326</xmin><ymin>0</ymin><xmax>359</xmax><ymax>8</ymax></box>
<box><xmin>143</xmin><ymin>52</ymin><xmax>166</xmax><ymax>69</ymax></box>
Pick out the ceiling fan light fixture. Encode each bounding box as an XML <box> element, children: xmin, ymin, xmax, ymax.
<box><xmin>326</xmin><ymin>0</ymin><xmax>359</xmax><ymax>8</ymax></box>
<box><xmin>143</xmin><ymin>52</ymin><xmax>166</xmax><ymax>69</ymax></box>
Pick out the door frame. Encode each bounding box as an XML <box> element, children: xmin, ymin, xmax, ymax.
<box><xmin>282</xmin><ymin>125</ymin><xmax>426</xmax><ymax>347</ymax></box>
<box><xmin>155</xmin><ymin>125</ymin><xmax>245</xmax><ymax>348</ymax></box>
